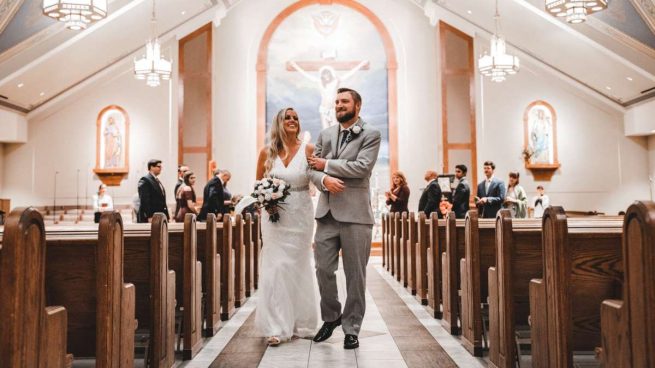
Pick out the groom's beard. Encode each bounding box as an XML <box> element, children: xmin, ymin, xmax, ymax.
<box><xmin>336</xmin><ymin>110</ymin><xmax>355</xmax><ymax>123</ymax></box>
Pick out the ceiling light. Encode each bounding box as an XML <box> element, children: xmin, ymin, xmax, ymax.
<box><xmin>17</xmin><ymin>82</ymin><xmax>24</xmax><ymax>88</ymax></box>
<box><xmin>42</xmin><ymin>0</ymin><xmax>108</xmax><ymax>31</ymax></box>
<box><xmin>467</xmin><ymin>10</ymin><xmax>472</xmax><ymax>14</ymax></box>
<box><xmin>478</xmin><ymin>0</ymin><xmax>520</xmax><ymax>83</ymax></box>
<box><xmin>134</xmin><ymin>0</ymin><xmax>172</xmax><ymax>87</ymax></box>
<box><xmin>626</xmin><ymin>77</ymin><xmax>633</xmax><ymax>81</ymax></box>
<box><xmin>606</xmin><ymin>86</ymin><xmax>612</xmax><ymax>90</ymax></box>
<box><xmin>181</xmin><ymin>10</ymin><xmax>186</xmax><ymax>15</ymax></box>
<box><xmin>545</xmin><ymin>0</ymin><xmax>608</xmax><ymax>24</ymax></box>
<box><xmin>40</xmin><ymin>92</ymin><xmax>45</xmax><ymax>96</ymax></box>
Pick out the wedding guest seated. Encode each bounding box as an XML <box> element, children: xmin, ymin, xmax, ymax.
<box><xmin>385</xmin><ymin>171</ymin><xmax>410</xmax><ymax>213</ymax></box>
<box><xmin>531</xmin><ymin>185</ymin><xmax>550</xmax><ymax>218</ymax></box>
<box><xmin>175</xmin><ymin>171</ymin><xmax>198</xmax><ymax>222</ymax></box>
<box><xmin>504</xmin><ymin>171</ymin><xmax>528</xmax><ymax>218</ymax></box>
<box><xmin>93</xmin><ymin>183</ymin><xmax>114</xmax><ymax>223</ymax></box>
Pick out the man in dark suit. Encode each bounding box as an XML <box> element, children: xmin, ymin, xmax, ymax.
<box><xmin>452</xmin><ymin>164</ymin><xmax>471</xmax><ymax>218</ymax></box>
<box><xmin>475</xmin><ymin>161</ymin><xmax>506</xmax><ymax>218</ymax></box>
<box><xmin>137</xmin><ymin>159</ymin><xmax>169</xmax><ymax>223</ymax></box>
<box><xmin>198</xmin><ymin>169</ymin><xmax>229</xmax><ymax>221</ymax></box>
<box><xmin>174</xmin><ymin>164</ymin><xmax>189</xmax><ymax>218</ymax></box>
<box><xmin>418</xmin><ymin>170</ymin><xmax>442</xmax><ymax>217</ymax></box>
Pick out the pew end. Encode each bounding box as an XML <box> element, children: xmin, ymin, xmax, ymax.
<box><xmin>599</xmin><ymin>299</ymin><xmax>629</xmax><ymax>368</ymax></box>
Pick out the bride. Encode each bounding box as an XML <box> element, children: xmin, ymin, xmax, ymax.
<box><xmin>254</xmin><ymin>107</ymin><xmax>319</xmax><ymax>345</ymax></box>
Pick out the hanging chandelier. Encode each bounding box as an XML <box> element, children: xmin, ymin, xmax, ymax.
<box><xmin>42</xmin><ymin>0</ymin><xmax>107</xmax><ymax>30</ymax></box>
<box><xmin>478</xmin><ymin>0</ymin><xmax>520</xmax><ymax>83</ymax></box>
<box><xmin>546</xmin><ymin>0</ymin><xmax>608</xmax><ymax>24</ymax></box>
<box><xmin>133</xmin><ymin>0</ymin><xmax>172</xmax><ymax>87</ymax></box>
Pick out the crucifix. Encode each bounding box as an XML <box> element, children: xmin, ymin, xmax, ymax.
<box><xmin>287</xmin><ymin>59</ymin><xmax>369</xmax><ymax>130</ymax></box>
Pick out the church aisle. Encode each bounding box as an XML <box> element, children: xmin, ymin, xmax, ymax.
<box><xmin>180</xmin><ymin>258</ymin><xmax>486</xmax><ymax>368</ymax></box>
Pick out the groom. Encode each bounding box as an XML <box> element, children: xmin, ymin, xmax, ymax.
<box><xmin>307</xmin><ymin>87</ymin><xmax>381</xmax><ymax>349</ymax></box>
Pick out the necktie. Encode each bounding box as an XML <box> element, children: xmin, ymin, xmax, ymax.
<box><xmin>485</xmin><ymin>179</ymin><xmax>491</xmax><ymax>194</ymax></box>
<box><xmin>155</xmin><ymin>177</ymin><xmax>165</xmax><ymax>195</ymax></box>
<box><xmin>339</xmin><ymin>129</ymin><xmax>349</xmax><ymax>151</ymax></box>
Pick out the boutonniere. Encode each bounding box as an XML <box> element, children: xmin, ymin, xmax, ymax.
<box><xmin>346</xmin><ymin>125</ymin><xmax>363</xmax><ymax>143</ymax></box>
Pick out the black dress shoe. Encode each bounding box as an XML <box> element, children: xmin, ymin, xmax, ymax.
<box><xmin>312</xmin><ymin>316</ymin><xmax>342</xmax><ymax>342</ymax></box>
<box><xmin>344</xmin><ymin>334</ymin><xmax>359</xmax><ymax>349</ymax></box>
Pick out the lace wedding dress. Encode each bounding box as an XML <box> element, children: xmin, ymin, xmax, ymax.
<box><xmin>255</xmin><ymin>141</ymin><xmax>319</xmax><ymax>340</ymax></box>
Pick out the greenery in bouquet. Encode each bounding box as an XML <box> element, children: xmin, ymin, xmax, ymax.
<box><xmin>251</xmin><ymin>177</ymin><xmax>291</xmax><ymax>222</ymax></box>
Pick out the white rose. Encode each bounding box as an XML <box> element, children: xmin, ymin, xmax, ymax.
<box><xmin>272</xmin><ymin>178</ymin><xmax>280</xmax><ymax>185</ymax></box>
<box><xmin>262</xmin><ymin>180</ymin><xmax>270</xmax><ymax>188</ymax></box>
<box><xmin>271</xmin><ymin>192</ymin><xmax>282</xmax><ymax>200</ymax></box>
<box><xmin>352</xmin><ymin>125</ymin><xmax>362</xmax><ymax>134</ymax></box>
<box><xmin>258</xmin><ymin>195</ymin><xmax>265</xmax><ymax>203</ymax></box>
<box><xmin>258</xmin><ymin>185</ymin><xmax>264</xmax><ymax>191</ymax></box>
<box><xmin>279</xmin><ymin>184</ymin><xmax>286</xmax><ymax>191</ymax></box>
<box><xmin>264</xmin><ymin>193</ymin><xmax>272</xmax><ymax>201</ymax></box>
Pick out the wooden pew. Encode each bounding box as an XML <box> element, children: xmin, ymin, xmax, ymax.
<box><xmin>0</xmin><ymin>207</ymin><xmax>69</xmax><ymax>367</ymax></box>
<box><xmin>529</xmin><ymin>207</ymin><xmax>623</xmax><ymax>368</ymax></box>
<box><xmin>388</xmin><ymin>213</ymin><xmax>397</xmax><ymax>277</ymax></box>
<box><xmin>393</xmin><ymin>212</ymin><xmax>401</xmax><ymax>281</ymax></box>
<box><xmin>233</xmin><ymin>214</ymin><xmax>246</xmax><ymax>308</ymax></box>
<box><xmin>407</xmin><ymin>212</ymin><xmax>418</xmax><ymax>295</ymax></box>
<box><xmin>598</xmin><ymin>201</ymin><xmax>655</xmax><ymax>367</ymax></box>
<box><xmin>426</xmin><ymin>212</ymin><xmax>443</xmax><ymax>319</ymax></box>
<box><xmin>382</xmin><ymin>213</ymin><xmax>387</xmax><ymax>270</ymax></box>
<box><xmin>400</xmin><ymin>212</ymin><xmax>408</xmax><ymax>287</ymax></box>
<box><xmin>45</xmin><ymin>211</ymin><xmax>136</xmax><ymax>367</ymax></box>
<box><xmin>122</xmin><ymin>214</ymin><xmax>176</xmax><ymax>367</ymax></box>
<box><xmin>244</xmin><ymin>213</ymin><xmax>254</xmax><ymax>298</ymax></box>
<box><xmin>415</xmin><ymin>212</ymin><xmax>429</xmax><ymax>305</ymax></box>
<box><xmin>196</xmin><ymin>213</ymin><xmax>221</xmax><ymax>336</ymax></box>
<box><xmin>218</xmin><ymin>215</ymin><xmax>235</xmax><ymax>320</ymax></box>
<box><xmin>460</xmin><ymin>210</ymin><xmax>496</xmax><ymax>357</ymax></box>
<box><xmin>441</xmin><ymin>211</ymin><xmax>465</xmax><ymax>335</ymax></box>
<box><xmin>252</xmin><ymin>213</ymin><xmax>261</xmax><ymax>291</ymax></box>
<box><xmin>180</xmin><ymin>214</ymin><xmax>202</xmax><ymax>360</ymax></box>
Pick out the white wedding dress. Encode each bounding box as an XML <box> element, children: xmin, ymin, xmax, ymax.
<box><xmin>255</xmin><ymin>141</ymin><xmax>319</xmax><ymax>340</ymax></box>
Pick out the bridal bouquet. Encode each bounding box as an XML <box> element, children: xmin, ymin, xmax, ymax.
<box><xmin>250</xmin><ymin>178</ymin><xmax>291</xmax><ymax>222</ymax></box>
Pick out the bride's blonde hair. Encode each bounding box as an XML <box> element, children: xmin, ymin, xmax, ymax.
<box><xmin>264</xmin><ymin>107</ymin><xmax>301</xmax><ymax>176</ymax></box>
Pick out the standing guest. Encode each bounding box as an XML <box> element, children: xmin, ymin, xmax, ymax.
<box><xmin>504</xmin><ymin>172</ymin><xmax>528</xmax><ymax>218</ymax></box>
<box><xmin>418</xmin><ymin>170</ymin><xmax>442</xmax><ymax>217</ymax></box>
<box><xmin>475</xmin><ymin>161</ymin><xmax>506</xmax><ymax>218</ymax></box>
<box><xmin>452</xmin><ymin>164</ymin><xmax>470</xmax><ymax>218</ymax></box>
<box><xmin>175</xmin><ymin>171</ymin><xmax>198</xmax><ymax>222</ymax></box>
<box><xmin>220</xmin><ymin>169</ymin><xmax>233</xmax><ymax>214</ymax></box>
<box><xmin>385</xmin><ymin>171</ymin><xmax>410</xmax><ymax>213</ymax></box>
<box><xmin>174</xmin><ymin>164</ymin><xmax>189</xmax><ymax>218</ymax></box>
<box><xmin>197</xmin><ymin>169</ymin><xmax>229</xmax><ymax>221</ymax></box>
<box><xmin>137</xmin><ymin>159</ymin><xmax>169</xmax><ymax>223</ymax></box>
<box><xmin>531</xmin><ymin>185</ymin><xmax>550</xmax><ymax>218</ymax></box>
<box><xmin>92</xmin><ymin>184</ymin><xmax>114</xmax><ymax>223</ymax></box>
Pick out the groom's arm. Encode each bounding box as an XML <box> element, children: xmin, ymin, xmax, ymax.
<box><xmin>324</xmin><ymin>130</ymin><xmax>381</xmax><ymax>179</ymax></box>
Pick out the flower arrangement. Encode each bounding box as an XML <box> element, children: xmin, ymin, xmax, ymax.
<box><xmin>251</xmin><ymin>177</ymin><xmax>291</xmax><ymax>222</ymax></box>
<box><xmin>345</xmin><ymin>125</ymin><xmax>363</xmax><ymax>144</ymax></box>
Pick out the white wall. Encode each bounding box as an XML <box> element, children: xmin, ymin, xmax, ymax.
<box><xmin>625</xmin><ymin>99</ymin><xmax>655</xmax><ymax>136</ymax></box>
<box><xmin>3</xmin><ymin>53</ymin><xmax>178</xmax><ymax>208</ymax></box>
<box><xmin>0</xmin><ymin>108</ymin><xmax>27</xmax><ymax>143</ymax></box>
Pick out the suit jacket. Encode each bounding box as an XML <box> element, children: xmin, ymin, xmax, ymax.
<box><xmin>452</xmin><ymin>177</ymin><xmax>471</xmax><ymax>218</ymax></box>
<box><xmin>418</xmin><ymin>179</ymin><xmax>442</xmax><ymax>217</ymax></box>
<box><xmin>137</xmin><ymin>173</ymin><xmax>169</xmax><ymax>223</ymax></box>
<box><xmin>174</xmin><ymin>178</ymin><xmax>183</xmax><ymax>217</ymax></box>
<box><xmin>476</xmin><ymin>177</ymin><xmax>506</xmax><ymax>218</ymax></box>
<box><xmin>308</xmin><ymin>119</ymin><xmax>382</xmax><ymax>225</ymax></box>
<box><xmin>198</xmin><ymin>176</ymin><xmax>225</xmax><ymax>221</ymax></box>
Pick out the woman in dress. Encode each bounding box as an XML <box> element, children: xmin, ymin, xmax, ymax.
<box><xmin>175</xmin><ymin>171</ymin><xmax>198</xmax><ymax>222</ymax></box>
<box><xmin>255</xmin><ymin>107</ymin><xmax>318</xmax><ymax>346</ymax></box>
<box><xmin>504</xmin><ymin>171</ymin><xmax>528</xmax><ymax>218</ymax></box>
<box><xmin>385</xmin><ymin>171</ymin><xmax>409</xmax><ymax>213</ymax></box>
<box><xmin>93</xmin><ymin>184</ymin><xmax>114</xmax><ymax>223</ymax></box>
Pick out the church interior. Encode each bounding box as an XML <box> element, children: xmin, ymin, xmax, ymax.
<box><xmin>1</xmin><ymin>0</ymin><xmax>654</xmax><ymax>367</ymax></box>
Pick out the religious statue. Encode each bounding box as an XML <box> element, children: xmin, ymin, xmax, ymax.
<box><xmin>527</xmin><ymin>107</ymin><xmax>553</xmax><ymax>164</ymax></box>
<box><xmin>103</xmin><ymin>116</ymin><xmax>122</xmax><ymax>168</ymax></box>
<box><xmin>288</xmin><ymin>60</ymin><xmax>368</xmax><ymax>130</ymax></box>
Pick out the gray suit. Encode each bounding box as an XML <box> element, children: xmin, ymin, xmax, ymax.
<box><xmin>309</xmin><ymin>118</ymin><xmax>381</xmax><ymax>336</ymax></box>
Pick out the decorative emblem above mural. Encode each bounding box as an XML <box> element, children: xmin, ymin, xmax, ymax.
<box><xmin>94</xmin><ymin>105</ymin><xmax>130</xmax><ymax>186</ymax></box>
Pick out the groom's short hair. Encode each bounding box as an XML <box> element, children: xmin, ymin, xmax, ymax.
<box><xmin>337</xmin><ymin>87</ymin><xmax>362</xmax><ymax>105</ymax></box>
